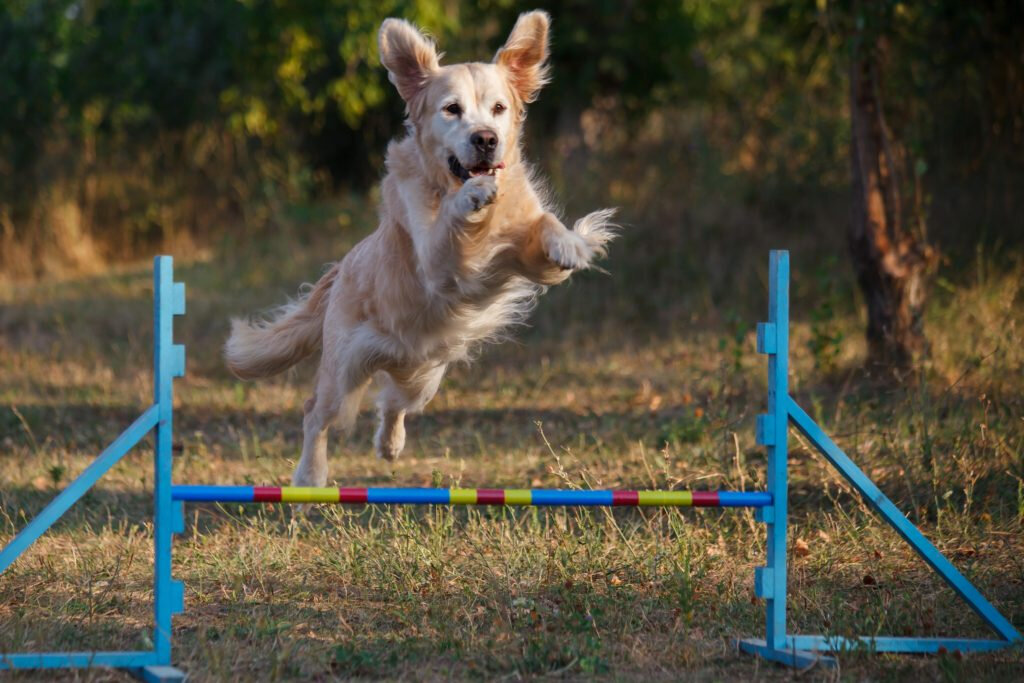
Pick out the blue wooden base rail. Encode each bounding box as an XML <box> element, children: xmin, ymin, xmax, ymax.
<box><xmin>0</xmin><ymin>252</ymin><xmax>1019</xmax><ymax>680</ymax></box>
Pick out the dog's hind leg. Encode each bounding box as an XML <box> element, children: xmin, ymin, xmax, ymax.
<box><xmin>374</xmin><ymin>362</ymin><xmax>447</xmax><ymax>461</ymax></box>
<box><xmin>294</xmin><ymin>389</ymin><xmax>332</xmax><ymax>488</ymax></box>
<box><xmin>373</xmin><ymin>401</ymin><xmax>406</xmax><ymax>462</ymax></box>
<box><xmin>293</xmin><ymin>340</ymin><xmax>375</xmax><ymax>487</ymax></box>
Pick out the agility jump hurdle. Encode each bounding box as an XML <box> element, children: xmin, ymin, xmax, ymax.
<box><xmin>171</xmin><ymin>485</ymin><xmax>772</xmax><ymax>507</ymax></box>
<box><xmin>1</xmin><ymin>251</ymin><xmax>1019</xmax><ymax>680</ymax></box>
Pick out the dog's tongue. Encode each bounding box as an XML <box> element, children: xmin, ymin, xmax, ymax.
<box><xmin>469</xmin><ymin>161</ymin><xmax>505</xmax><ymax>177</ymax></box>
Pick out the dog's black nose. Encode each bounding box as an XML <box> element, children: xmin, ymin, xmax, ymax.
<box><xmin>471</xmin><ymin>129</ymin><xmax>498</xmax><ymax>154</ymax></box>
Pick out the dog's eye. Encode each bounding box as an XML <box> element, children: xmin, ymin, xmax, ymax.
<box><xmin>493</xmin><ymin>102</ymin><xmax>506</xmax><ymax>115</ymax></box>
<box><xmin>444</xmin><ymin>103</ymin><xmax>462</xmax><ymax>116</ymax></box>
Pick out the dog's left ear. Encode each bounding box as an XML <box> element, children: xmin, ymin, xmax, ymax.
<box><xmin>494</xmin><ymin>10</ymin><xmax>551</xmax><ymax>104</ymax></box>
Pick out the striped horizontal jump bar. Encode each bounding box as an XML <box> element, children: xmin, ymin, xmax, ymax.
<box><xmin>171</xmin><ymin>486</ymin><xmax>771</xmax><ymax>508</ymax></box>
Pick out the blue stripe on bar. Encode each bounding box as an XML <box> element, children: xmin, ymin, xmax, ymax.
<box><xmin>531</xmin><ymin>489</ymin><xmax>614</xmax><ymax>506</ymax></box>
<box><xmin>718</xmin><ymin>491</ymin><xmax>773</xmax><ymax>507</ymax></box>
<box><xmin>172</xmin><ymin>485</ymin><xmax>254</xmax><ymax>502</ymax></box>
<box><xmin>366</xmin><ymin>488</ymin><xmax>451</xmax><ymax>505</ymax></box>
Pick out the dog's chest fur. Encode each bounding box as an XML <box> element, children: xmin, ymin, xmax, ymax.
<box><xmin>342</xmin><ymin>140</ymin><xmax>542</xmax><ymax>364</ymax></box>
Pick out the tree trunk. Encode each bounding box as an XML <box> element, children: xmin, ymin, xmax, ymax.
<box><xmin>848</xmin><ymin>27</ymin><xmax>935</xmax><ymax>371</ymax></box>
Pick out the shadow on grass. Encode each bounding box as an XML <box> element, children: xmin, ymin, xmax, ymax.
<box><xmin>4</xmin><ymin>399</ymin><xmax>716</xmax><ymax>458</ymax></box>
<box><xmin>5</xmin><ymin>375</ymin><xmax>1021</xmax><ymax>535</ymax></box>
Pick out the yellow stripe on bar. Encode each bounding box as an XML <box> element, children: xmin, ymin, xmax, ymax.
<box><xmin>637</xmin><ymin>491</ymin><xmax>692</xmax><ymax>506</ymax></box>
<box><xmin>449</xmin><ymin>489</ymin><xmax>477</xmax><ymax>504</ymax></box>
<box><xmin>504</xmin><ymin>489</ymin><xmax>532</xmax><ymax>505</ymax></box>
<box><xmin>280</xmin><ymin>487</ymin><xmax>340</xmax><ymax>503</ymax></box>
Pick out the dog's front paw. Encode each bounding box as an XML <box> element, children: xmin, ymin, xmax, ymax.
<box><xmin>544</xmin><ymin>208</ymin><xmax>619</xmax><ymax>270</ymax></box>
<box><xmin>457</xmin><ymin>175</ymin><xmax>497</xmax><ymax>215</ymax></box>
<box><xmin>544</xmin><ymin>229</ymin><xmax>593</xmax><ymax>270</ymax></box>
<box><xmin>572</xmin><ymin>208</ymin><xmax>618</xmax><ymax>260</ymax></box>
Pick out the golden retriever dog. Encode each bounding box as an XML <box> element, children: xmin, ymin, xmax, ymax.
<box><xmin>224</xmin><ymin>10</ymin><xmax>617</xmax><ymax>487</ymax></box>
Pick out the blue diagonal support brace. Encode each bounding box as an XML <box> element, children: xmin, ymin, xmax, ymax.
<box><xmin>0</xmin><ymin>405</ymin><xmax>159</xmax><ymax>573</ymax></box>
<box><xmin>787</xmin><ymin>396</ymin><xmax>1022</xmax><ymax>644</ymax></box>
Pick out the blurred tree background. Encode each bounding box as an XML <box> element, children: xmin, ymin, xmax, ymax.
<box><xmin>1</xmin><ymin>0</ymin><xmax>1021</xmax><ymax>365</ymax></box>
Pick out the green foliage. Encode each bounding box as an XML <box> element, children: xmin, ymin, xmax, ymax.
<box><xmin>3</xmin><ymin>0</ymin><xmax>453</xmax><ymax>182</ymax></box>
<box><xmin>658</xmin><ymin>409</ymin><xmax>708</xmax><ymax>447</ymax></box>
<box><xmin>1</xmin><ymin>1</ymin><xmax>1022</xmax><ymax>277</ymax></box>
<box><xmin>467</xmin><ymin>1</ymin><xmax>699</xmax><ymax>119</ymax></box>
<box><xmin>46</xmin><ymin>463</ymin><xmax>66</xmax><ymax>487</ymax></box>
<box><xmin>0</xmin><ymin>0</ymin><xmax>457</xmax><ymax>272</ymax></box>
<box><xmin>331</xmin><ymin>642</ymin><xmax>386</xmax><ymax>676</ymax></box>
<box><xmin>0</xmin><ymin>1</ymin><xmax>68</xmax><ymax>200</ymax></box>
<box><xmin>807</xmin><ymin>256</ymin><xmax>846</xmax><ymax>373</ymax></box>
<box><xmin>721</xmin><ymin>310</ymin><xmax>750</xmax><ymax>373</ymax></box>
<box><xmin>683</xmin><ymin>0</ymin><xmax>849</xmax><ymax>189</ymax></box>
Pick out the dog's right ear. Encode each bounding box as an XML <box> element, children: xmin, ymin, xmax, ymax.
<box><xmin>378</xmin><ymin>18</ymin><xmax>440</xmax><ymax>103</ymax></box>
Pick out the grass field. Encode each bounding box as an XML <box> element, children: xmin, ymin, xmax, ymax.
<box><xmin>2</xmin><ymin>202</ymin><xmax>1023</xmax><ymax>681</ymax></box>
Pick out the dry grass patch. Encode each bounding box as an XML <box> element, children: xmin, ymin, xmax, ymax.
<box><xmin>2</xmin><ymin>234</ymin><xmax>1023</xmax><ymax>680</ymax></box>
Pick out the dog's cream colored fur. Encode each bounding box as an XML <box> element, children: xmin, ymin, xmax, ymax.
<box><xmin>225</xmin><ymin>11</ymin><xmax>617</xmax><ymax>486</ymax></box>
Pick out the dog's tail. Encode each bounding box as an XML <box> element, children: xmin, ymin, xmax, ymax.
<box><xmin>224</xmin><ymin>265</ymin><xmax>339</xmax><ymax>380</ymax></box>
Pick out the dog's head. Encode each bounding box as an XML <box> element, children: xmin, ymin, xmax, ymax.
<box><xmin>379</xmin><ymin>11</ymin><xmax>550</xmax><ymax>185</ymax></box>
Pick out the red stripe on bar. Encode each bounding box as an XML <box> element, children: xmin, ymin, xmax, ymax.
<box><xmin>253</xmin><ymin>486</ymin><xmax>282</xmax><ymax>502</ymax></box>
<box><xmin>476</xmin><ymin>489</ymin><xmax>505</xmax><ymax>505</ymax></box>
<box><xmin>613</xmin><ymin>490</ymin><xmax>639</xmax><ymax>506</ymax></box>
<box><xmin>339</xmin><ymin>487</ymin><xmax>368</xmax><ymax>503</ymax></box>
<box><xmin>691</xmin><ymin>491</ymin><xmax>720</xmax><ymax>507</ymax></box>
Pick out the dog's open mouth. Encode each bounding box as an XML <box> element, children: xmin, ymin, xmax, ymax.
<box><xmin>448</xmin><ymin>156</ymin><xmax>505</xmax><ymax>182</ymax></box>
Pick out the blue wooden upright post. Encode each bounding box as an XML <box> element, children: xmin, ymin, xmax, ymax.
<box><xmin>149</xmin><ymin>257</ymin><xmax>186</xmax><ymax>682</ymax></box>
<box><xmin>739</xmin><ymin>251</ymin><xmax>829</xmax><ymax>666</ymax></box>
<box><xmin>763</xmin><ymin>250</ymin><xmax>788</xmax><ymax>651</ymax></box>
